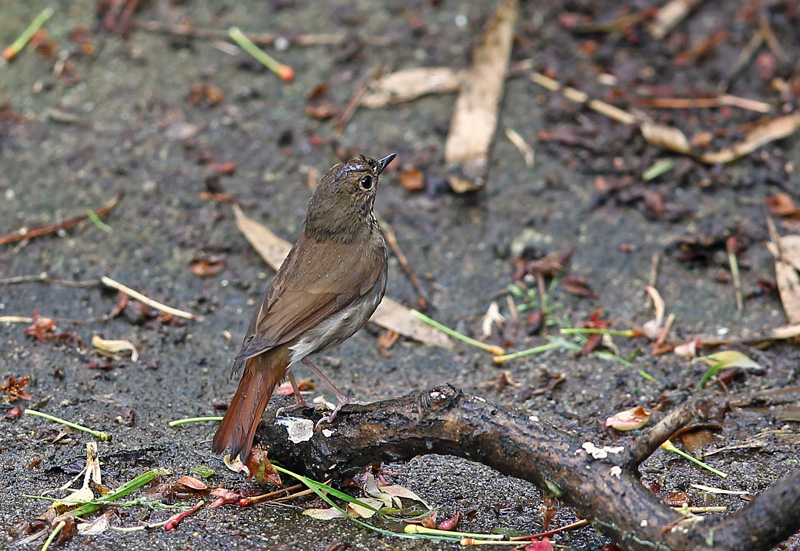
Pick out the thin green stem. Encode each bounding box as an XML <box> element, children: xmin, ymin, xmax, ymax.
<box><xmin>25</xmin><ymin>409</ymin><xmax>111</xmax><ymax>441</ymax></box>
<box><xmin>493</xmin><ymin>342</ymin><xmax>558</xmax><ymax>364</ymax></box>
<box><xmin>404</xmin><ymin>524</ymin><xmax>503</xmax><ymax>539</ymax></box>
<box><xmin>3</xmin><ymin>7</ymin><xmax>54</xmax><ymax>61</ymax></box>
<box><xmin>69</xmin><ymin>468</ymin><xmax>170</xmax><ymax>517</ymax></box>
<box><xmin>410</xmin><ymin>310</ymin><xmax>504</xmax><ymax>355</ymax></box>
<box><xmin>228</xmin><ymin>27</ymin><xmax>294</xmax><ymax>81</ymax></box>
<box><xmin>643</xmin><ymin>158</ymin><xmax>674</xmax><ymax>181</ymax></box>
<box><xmin>662</xmin><ymin>440</ymin><xmax>727</xmax><ymax>478</ymax></box>
<box><xmin>40</xmin><ymin>520</ymin><xmax>65</xmax><ymax>551</ymax></box>
<box><xmin>169</xmin><ymin>416</ymin><xmax>223</xmax><ymax>427</ymax></box>
<box><xmin>560</xmin><ymin>328</ymin><xmax>640</xmax><ymax>337</ymax></box>
<box><xmin>86</xmin><ymin>210</ymin><xmax>112</xmax><ymax>233</ymax></box>
<box><xmin>273</xmin><ymin>465</ymin><xmax>461</xmax><ymax>542</ymax></box>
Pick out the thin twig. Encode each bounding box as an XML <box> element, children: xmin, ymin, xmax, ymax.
<box><xmin>717</xmin><ymin>32</ymin><xmax>764</xmax><ymax>93</ymax></box>
<box><xmin>758</xmin><ymin>9</ymin><xmax>789</xmax><ymax>62</ymax></box>
<box><xmin>376</xmin><ymin>214</ymin><xmax>429</xmax><ymax>310</ymax></box>
<box><xmin>332</xmin><ymin>62</ymin><xmax>385</xmax><ymax>139</ymax></box>
<box><xmin>240</xmin><ymin>483</ymin><xmax>304</xmax><ymax>505</ymax></box>
<box><xmin>648</xmin><ymin>252</ymin><xmax>660</xmax><ymax>289</ymax></box>
<box><xmin>727</xmin><ymin>239</ymin><xmax>743</xmax><ymax>314</ymax></box>
<box><xmin>100</xmin><ymin>276</ymin><xmax>202</xmax><ymax>321</ymax></box>
<box><xmin>0</xmin><ymin>273</ymin><xmax>98</xmax><ymax>287</ymax></box>
<box><xmin>625</xmin><ymin>398</ymin><xmax>706</xmax><ymax>466</ymax></box>
<box><xmin>132</xmin><ymin>20</ymin><xmax>391</xmax><ymax>46</ymax></box>
<box><xmin>0</xmin><ymin>193</ymin><xmax>122</xmax><ymax>246</ymax></box>
<box><xmin>530</xmin><ymin>73</ymin><xmax>636</xmax><ymax>125</ymax></box>
<box><xmin>510</xmin><ymin>519</ymin><xmax>590</xmax><ymax>541</ymax></box>
<box><xmin>637</xmin><ymin>95</ymin><xmax>771</xmax><ymax>113</ymax></box>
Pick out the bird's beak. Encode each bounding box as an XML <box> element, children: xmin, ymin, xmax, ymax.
<box><xmin>376</xmin><ymin>153</ymin><xmax>397</xmax><ymax>175</ymax></box>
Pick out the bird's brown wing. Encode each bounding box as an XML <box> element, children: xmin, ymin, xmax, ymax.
<box><xmin>231</xmin><ymin>233</ymin><xmax>384</xmax><ymax>374</ymax></box>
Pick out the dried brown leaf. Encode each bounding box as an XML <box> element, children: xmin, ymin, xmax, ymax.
<box><xmin>639</xmin><ymin>121</ymin><xmax>691</xmax><ymax>154</ymax></box>
<box><xmin>190</xmin><ymin>254</ymin><xmax>227</xmax><ymax>277</ymax></box>
<box><xmin>605</xmin><ymin>406</ymin><xmax>651</xmax><ymax>431</ymax></box>
<box><xmin>765</xmin><ymin>193</ymin><xmax>800</xmax><ymax>217</ymax></box>
<box><xmin>700</xmin><ymin>113</ymin><xmax>800</xmax><ymax>165</ymax></box>
<box><xmin>361</xmin><ymin>67</ymin><xmax>462</xmax><ymax>108</ymax></box>
<box><xmin>92</xmin><ymin>335</ymin><xmax>139</xmax><ymax>362</ymax></box>
<box><xmin>397</xmin><ymin>166</ymin><xmax>425</xmax><ymax>192</ymax></box>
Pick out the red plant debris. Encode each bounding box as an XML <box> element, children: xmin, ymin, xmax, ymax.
<box><xmin>1</xmin><ymin>376</ymin><xmax>32</xmax><ymax>401</ymax></box>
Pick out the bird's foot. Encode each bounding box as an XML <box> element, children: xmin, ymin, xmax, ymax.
<box><xmin>314</xmin><ymin>396</ymin><xmax>370</xmax><ymax>428</ymax></box>
<box><xmin>276</xmin><ymin>395</ymin><xmax>315</xmax><ymax>417</ymax></box>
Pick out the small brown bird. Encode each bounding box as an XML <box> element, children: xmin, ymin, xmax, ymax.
<box><xmin>213</xmin><ymin>153</ymin><xmax>395</xmax><ymax>462</ymax></box>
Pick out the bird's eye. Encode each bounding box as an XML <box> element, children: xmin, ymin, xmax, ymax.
<box><xmin>360</xmin><ymin>175</ymin><xmax>373</xmax><ymax>190</ymax></box>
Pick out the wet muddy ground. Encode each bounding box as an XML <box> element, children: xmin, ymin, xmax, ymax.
<box><xmin>1</xmin><ymin>1</ymin><xmax>799</xmax><ymax>550</ymax></box>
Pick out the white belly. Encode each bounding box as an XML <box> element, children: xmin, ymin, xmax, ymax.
<box><xmin>288</xmin><ymin>271</ymin><xmax>386</xmax><ymax>367</ymax></box>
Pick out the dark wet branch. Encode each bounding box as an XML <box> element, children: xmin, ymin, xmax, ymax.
<box><xmin>624</xmin><ymin>397</ymin><xmax>712</xmax><ymax>467</ymax></box>
<box><xmin>259</xmin><ymin>385</ymin><xmax>800</xmax><ymax>551</ymax></box>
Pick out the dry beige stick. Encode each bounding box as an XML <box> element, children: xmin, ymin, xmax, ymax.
<box><xmin>530</xmin><ymin>73</ymin><xmax>636</xmax><ymax>125</ymax></box>
<box><xmin>728</xmin><ymin>240</ymin><xmax>743</xmax><ymax>314</ymax></box>
<box><xmin>504</xmin><ymin>127</ymin><xmax>535</xmax><ymax>167</ymax></box>
<box><xmin>648</xmin><ymin>0</ymin><xmax>706</xmax><ymax>40</ymax></box>
<box><xmin>648</xmin><ymin>252</ymin><xmax>661</xmax><ymax>289</ymax></box>
<box><xmin>0</xmin><ymin>315</ymin><xmax>34</xmax><ymax>324</ymax></box>
<box><xmin>532</xmin><ymin>72</ymin><xmax>690</xmax><ymax>153</ymax></box>
<box><xmin>445</xmin><ymin>0</ymin><xmax>519</xmax><ymax>193</ymax></box>
<box><xmin>232</xmin><ymin>205</ymin><xmax>453</xmax><ymax>349</ymax></box>
<box><xmin>719</xmin><ymin>94</ymin><xmax>772</xmax><ymax>113</ymax></box>
<box><xmin>532</xmin><ymin>71</ymin><xmax>799</xmax><ymax>164</ymax></box>
<box><xmin>638</xmin><ymin>95</ymin><xmax>772</xmax><ymax>113</ymax></box>
<box><xmin>100</xmin><ymin>276</ymin><xmax>202</xmax><ymax>321</ymax></box>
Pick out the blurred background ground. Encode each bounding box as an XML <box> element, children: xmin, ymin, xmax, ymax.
<box><xmin>1</xmin><ymin>1</ymin><xmax>799</xmax><ymax>550</ymax></box>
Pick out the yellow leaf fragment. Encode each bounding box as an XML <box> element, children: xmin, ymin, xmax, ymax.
<box><xmin>696</xmin><ymin>350</ymin><xmax>762</xmax><ymax>371</ymax></box>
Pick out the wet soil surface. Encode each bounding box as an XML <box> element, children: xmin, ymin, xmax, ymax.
<box><xmin>1</xmin><ymin>1</ymin><xmax>799</xmax><ymax>550</ymax></box>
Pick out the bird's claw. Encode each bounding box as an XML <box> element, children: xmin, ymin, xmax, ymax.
<box><xmin>314</xmin><ymin>398</ymin><xmax>370</xmax><ymax>428</ymax></box>
<box><xmin>276</xmin><ymin>399</ymin><xmax>314</xmax><ymax>417</ymax></box>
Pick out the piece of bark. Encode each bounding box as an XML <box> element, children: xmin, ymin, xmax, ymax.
<box><xmin>260</xmin><ymin>386</ymin><xmax>800</xmax><ymax>551</ymax></box>
<box><xmin>445</xmin><ymin>0</ymin><xmax>518</xmax><ymax>193</ymax></box>
<box><xmin>233</xmin><ymin>205</ymin><xmax>453</xmax><ymax>349</ymax></box>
